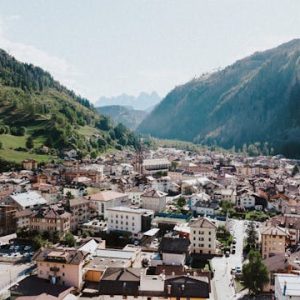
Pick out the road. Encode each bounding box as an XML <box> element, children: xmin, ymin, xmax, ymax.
<box><xmin>211</xmin><ymin>219</ymin><xmax>246</xmax><ymax>300</ymax></box>
<box><xmin>0</xmin><ymin>262</ymin><xmax>34</xmax><ymax>295</ymax></box>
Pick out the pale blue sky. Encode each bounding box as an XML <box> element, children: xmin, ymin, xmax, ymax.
<box><xmin>0</xmin><ymin>0</ymin><xmax>300</xmax><ymax>103</ymax></box>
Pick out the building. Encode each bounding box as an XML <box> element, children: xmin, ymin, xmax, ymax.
<box><xmin>107</xmin><ymin>206</ymin><xmax>154</xmax><ymax>234</ymax></box>
<box><xmin>159</xmin><ymin>237</ymin><xmax>190</xmax><ymax>265</ymax></box>
<box><xmin>30</xmin><ymin>206</ymin><xmax>71</xmax><ymax>235</ymax></box>
<box><xmin>98</xmin><ymin>267</ymin><xmax>211</xmax><ymax>299</ymax></box>
<box><xmin>0</xmin><ymin>205</ymin><xmax>17</xmax><ymax>235</ymax></box>
<box><xmin>7</xmin><ymin>191</ymin><xmax>47</xmax><ymax>210</ymax></box>
<box><xmin>275</xmin><ymin>273</ymin><xmax>300</xmax><ymax>300</ymax></box>
<box><xmin>69</xmin><ymin>197</ymin><xmax>94</xmax><ymax>231</ymax></box>
<box><xmin>142</xmin><ymin>158</ymin><xmax>171</xmax><ymax>175</ymax></box>
<box><xmin>189</xmin><ymin>217</ymin><xmax>217</xmax><ymax>254</ymax></box>
<box><xmin>22</xmin><ymin>159</ymin><xmax>38</xmax><ymax>170</ymax></box>
<box><xmin>34</xmin><ymin>248</ymin><xmax>89</xmax><ymax>289</ymax></box>
<box><xmin>141</xmin><ymin>189</ymin><xmax>167</xmax><ymax>212</ymax></box>
<box><xmin>261</xmin><ymin>225</ymin><xmax>287</xmax><ymax>259</ymax></box>
<box><xmin>87</xmin><ymin>190</ymin><xmax>129</xmax><ymax>218</ymax></box>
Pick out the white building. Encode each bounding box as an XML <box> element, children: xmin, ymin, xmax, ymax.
<box><xmin>236</xmin><ymin>191</ymin><xmax>256</xmax><ymax>208</ymax></box>
<box><xmin>106</xmin><ymin>206</ymin><xmax>154</xmax><ymax>234</ymax></box>
<box><xmin>141</xmin><ymin>189</ymin><xmax>167</xmax><ymax>212</ymax></box>
<box><xmin>275</xmin><ymin>273</ymin><xmax>300</xmax><ymax>300</ymax></box>
<box><xmin>189</xmin><ymin>217</ymin><xmax>217</xmax><ymax>254</ymax></box>
<box><xmin>8</xmin><ymin>191</ymin><xmax>47</xmax><ymax>210</ymax></box>
<box><xmin>87</xmin><ymin>190</ymin><xmax>129</xmax><ymax>218</ymax></box>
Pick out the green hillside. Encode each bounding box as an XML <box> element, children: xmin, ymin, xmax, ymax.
<box><xmin>0</xmin><ymin>49</ymin><xmax>139</xmax><ymax>162</ymax></box>
<box><xmin>138</xmin><ymin>39</ymin><xmax>300</xmax><ymax>158</ymax></box>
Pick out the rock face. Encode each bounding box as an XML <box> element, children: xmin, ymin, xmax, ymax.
<box><xmin>138</xmin><ymin>39</ymin><xmax>300</xmax><ymax>158</ymax></box>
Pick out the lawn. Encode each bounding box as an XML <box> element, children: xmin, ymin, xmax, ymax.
<box><xmin>78</xmin><ymin>125</ymin><xmax>100</xmax><ymax>137</ymax></box>
<box><xmin>0</xmin><ymin>134</ymin><xmax>53</xmax><ymax>163</ymax></box>
<box><xmin>0</xmin><ymin>149</ymin><xmax>52</xmax><ymax>163</ymax></box>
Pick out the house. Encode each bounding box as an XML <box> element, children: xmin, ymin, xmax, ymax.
<box><xmin>7</xmin><ymin>191</ymin><xmax>47</xmax><ymax>210</ymax></box>
<box><xmin>87</xmin><ymin>190</ymin><xmax>129</xmax><ymax>218</ymax></box>
<box><xmin>34</xmin><ymin>248</ymin><xmax>89</xmax><ymax>290</ymax></box>
<box><xmin>192</xmin><ymin>200</ymin><xmax>219</xmax><ymax>216</ymax></box>
<box><xmin>22</xmin><ymin>159</ymin><xmax>38</xmax><ymax>170</ymax></box>
<box><xmin>159</xmin><ymin>237</ymin><xmax>190</xmax><ymax>265</ymax></box>
<box><xmin>236</xmin><ymin>190</ymin><xmax>256</xmax><ymax>209</ymax></box>
<box><xmin>261</xmin><ymin>225</ymin><xmax>287</xmax><ymax>259</ymax></box>
<box><xmin>141</xmin><ymin>189</ymin><xmax>167</xmax><ymax>212</ymax></box>
<box><xmin>189</xmin><ymin>217</ymin><xmax>217</xmax><ymax>254</ymax></box>
<box><xmin>106</xmin><ymin>206</ymin><xmax>154</xmax><ymax>234</ymax></box>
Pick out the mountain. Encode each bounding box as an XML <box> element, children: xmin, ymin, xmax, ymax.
<box><xmin>0</xmin><ymin>49</ymin><xmax>139</xmax><ymax>162</ymax></box>
<box><xmin>97</xmin><ymin>91</ymin><xmax>161</xmax><ymax>111</ymax></box>
<box><xmin>96</xmin><ymin>105</ymin><xmax>148</xmax><ymax>130</ymax></box>
<box><xmin>138</xmin><ymin>39</ymin><xmax>300</xmax><ymax>158</ymax></box>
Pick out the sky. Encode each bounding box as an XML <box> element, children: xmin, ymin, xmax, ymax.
<box><xmin>0</xmin><ymin>0</ymin><xmax>300</xmax><ymax>104</ymax></box>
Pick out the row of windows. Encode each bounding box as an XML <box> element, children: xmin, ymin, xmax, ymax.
<box><xmin>193</xmin><ymin>237</ymin><xmax>211</xmax><ymax>241</ymax></box>
<box><xmin>110</xmin><ymin>220</ymin><xmax>135</xmax><ymax>226</ymax></box>
<box><xmin>193</xmin><ymin>230</ymin><xmax>212</xmax><ymax>235</ymax></box>
<box><xmin>193</xmin><ymin>243</ymin><xmax>212</xmax><ymax>248</ymax></box>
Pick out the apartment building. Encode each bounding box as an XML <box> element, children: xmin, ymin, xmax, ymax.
<box><xmin>106</xmin><ymin>206</ymin><xmax>154</xmax><ymax>234</ymax></box>
<box><xmin>69</xmin><ymin>197</ymin><xmax>94</xmax><ymax>231</ymax></box>
<box><xmin>261</xmin><ymin>225</ymin><xmax>287</xmax><ymax>259</ymax></box>
<box><xmin>34</xmin><ymin>248</ymin><xmax>88</xmax><ymax>289</ymax></box>
<box><xmin>30</xmin><ymin>206</ymin><xmax>71</xmax><ymax>235</ymax></box>
<box><xmin>141</xmin><ymin>189</ymin><xmax>167</xmax><ymax>212</ymax></box>
<box><xmin>189</xmin><ymin>217</ymin><xmax>217</xmax><ymax>254</ymax></box>
<box><xmin>87</xmin><ymin>190</ymin><xmax>129</xmax><ymax>218</ymax></box>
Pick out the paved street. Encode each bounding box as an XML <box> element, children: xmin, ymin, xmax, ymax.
<box><xmin>0</xmin><ymin>262</ymin><xmax>34</xmax><ymax>295</ymax></box>
<box><xmin>211</xmin><ymin>219</ymin><xmax>246</xmax><ymax>300</ymax></box>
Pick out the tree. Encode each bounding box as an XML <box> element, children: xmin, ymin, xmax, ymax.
<box><xmin>26</xmin><ymin>136</ymin><xmax>34</xmax><ymax>149</ymax></box>
<box><xmin>246</xmin><ymin>221</ymin><xmax>258</xmax><ymax>250</ymax></box>
<box><xmin>66</xmin><ymin>191</ymin><xmax>74</xmax><ymax>200</ymax></box>
<box><xmin>63</xmin><ymin>232</ymin><xmax>76</xmax><ymax>247</ymax></box>
<box><xmin>177</xmin><ymin>197</ymin><xmax>186</xmax><ymax>208</ymax></box>
<box><xmin>242</xmin><ymin>250</ymin><xmax>269</xmax><ymax>295</ymax></box>
<box><xmin>292</xmin><ymin>165</ymin><xmax>299</xmax><ymax>177</ymax></box>
<box><xmin>220</xmin><ymin>200</ymin><xmax>234</xmax><ymax>216</ymax></box>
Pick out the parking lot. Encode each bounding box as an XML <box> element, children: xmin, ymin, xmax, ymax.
<box><xmin>0</xmin><ymin>243</ymin><xmax>34</xmax><ymax>263</ymax></box>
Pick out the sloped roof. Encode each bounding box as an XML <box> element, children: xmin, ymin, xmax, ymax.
<box><xmin>261</xmin><ymin>225</ymin><xmax>287</xmax><ymax>236</ymax></box>
<box><xmin>88</xmin><ymin>191</ymin><xmax>127</xmax><ymax>201</ymax></box>
<box><xmin>189</xmin><ymin>217</ymin><xmax>217</xmax><ymax>229</ymax></box>
<box><xmin>141</xmin><ymin>189</ymin><xmax>166</xmax><ymax>198</ymax></box>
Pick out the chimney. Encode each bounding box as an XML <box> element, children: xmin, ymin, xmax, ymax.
<box><xmin>283</xmin><ymin>280</ymin><xmax>287</xmax><ymax>296</ymax></box>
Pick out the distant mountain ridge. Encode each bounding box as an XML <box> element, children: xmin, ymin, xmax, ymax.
<box><xmin>97</xmin><ymin>91</ymin><xmax>161</xmax><ymax>111</ymax></box>
<box><xmin>96</xmin><ymin>105</ymin><xmax>148</xmax><ymax>130</ymax></box>
<box><xmin>138</xmin><ymin>39</ymin><xmax>300</xmax><ymax>158</ymax></box>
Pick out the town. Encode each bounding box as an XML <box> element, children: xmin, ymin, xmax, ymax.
<box><xmin>0</xmin><ymin>146</ymin><xmax>299</xmax><ymax>300</ymax></box>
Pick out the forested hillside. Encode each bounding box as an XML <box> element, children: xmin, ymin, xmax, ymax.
<box><xmin>138</xmin><ymin>39</ymin><xmax>300</xmax><ymax>158</ymax></box>
<box><xmin>0</xmin><ymin>49</ymin><xmax>138</xmax><ymax>161</ymax></box>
